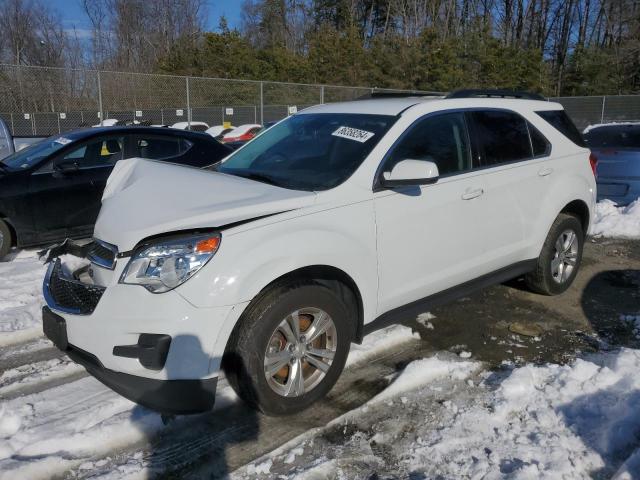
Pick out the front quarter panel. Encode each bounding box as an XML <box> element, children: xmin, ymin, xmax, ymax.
<box><xmin>176</xmin><ymin>200</ymin><xmax>379</xmax><ymax>325</ymax></box>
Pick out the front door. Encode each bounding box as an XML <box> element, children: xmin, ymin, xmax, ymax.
<box><xmin>28</xmin><ymin>135</ymin><xmax>124</xmax><ymax>242</ymax></box>
<box><xmin>374</xmin><ymin>112</ymin><xmax>489</xmax><ymax>314</ymax></box>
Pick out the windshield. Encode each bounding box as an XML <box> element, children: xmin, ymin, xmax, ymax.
<box><xmin>1</xmin><ymin>136</ymin><xmax>72</xmax><ymax>171</ymax></box>
<box><xmin>585</xmin><ymin>125</ymin><xmax>640</xmax><ymax>149</ymax></box>
<box><xmin>216</xmin><ymin>113</ymin><xmax>396</xmax><ymax>191</ymax></box>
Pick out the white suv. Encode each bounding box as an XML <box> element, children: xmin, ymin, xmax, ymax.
<box><xmin>42</xmin><ymin>91</ymin><xmax>596</xmax><ymax>415</ymax></box>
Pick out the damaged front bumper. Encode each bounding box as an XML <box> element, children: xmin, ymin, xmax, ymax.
<box><xmin>40</xmin><ymin>238</ymin><xmax>224</xmax><ymax>415</ymax></box>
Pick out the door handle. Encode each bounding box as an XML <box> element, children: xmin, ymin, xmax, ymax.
<box><xmin>538</xmin><ymin>167</ymin><xmax>554</xmax><ymax>176</ymax></box>
<box><xmin>461</xmin><ymin>188</ymin><xmax>484</xmax><ymax>200</ymax></box>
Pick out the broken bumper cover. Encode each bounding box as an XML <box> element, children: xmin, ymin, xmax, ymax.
<box><xmin>40</xmin><ymin>238</ymin><xmax>231</xmax><ymax>415</ymax></box>
<box><xmin>43</xmin><ymin>306</ymin><xmax>218</xmax><ymax>415</ymax></box>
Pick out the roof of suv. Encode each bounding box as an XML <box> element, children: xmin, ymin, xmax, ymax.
<box><xmin>302</xmin><ymin>96</ymin><xmax>561</xmax><ymax>116</ymax></box>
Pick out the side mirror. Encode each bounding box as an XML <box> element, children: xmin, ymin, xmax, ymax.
<box><xmin>54</xmin><ymin>160</ymin><xmax>80</xmax><ymax>175</ymax></box>
<box><xmin>381</xmin><ymin>159</ymin><xmax>439</xmax><ymax>188</ymax></box>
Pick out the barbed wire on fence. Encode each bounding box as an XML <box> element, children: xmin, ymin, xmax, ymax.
<box><xmin>1</xmin><ymin>63</ymin><xmax>639</xmax><ymax>136</ymax></box>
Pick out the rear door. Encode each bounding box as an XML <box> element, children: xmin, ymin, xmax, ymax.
<box><xmin>466</xmin><ymin>109</ymin><xmax>553</xmax><ymax>269</ymax></box>
<box><xmin>28</xmin><ymin>135</ymin><xmax>124</xmax><ymax>240</ymax></box>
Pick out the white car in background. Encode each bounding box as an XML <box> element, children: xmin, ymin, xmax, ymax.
<box><xmin>92</xmin><ymin>119</ymin><xmax>120</xmax><ymax>127</ymax></box>
<box><xmin>42</xmin><ymin>90</ymin><xmax>596</xmax><ymax>416</ymax></box>
<box><xmin>205</xmin><ymin>125</ymin><xmax>235</xmax><ymax>139</ymax></box>
<box><xmin>170</xmin><ymin>121</ymin><xmax>209</xmax><ymax>132</ymax></box>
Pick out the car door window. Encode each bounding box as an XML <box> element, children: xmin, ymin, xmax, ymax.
<box><xmin>133</xmin><ymin>136</ymin><xmax>191</xmax><ymax>160</ymax></box>
<box><xmin>385</xmin><ymin>112</ymin><xmax>472</xmax><ymax>176</ymax></box>
<box><xmin>471</xmin><ymin>110</ymin><xmax>532</xmax><ymax>166</ymax></box>
<box><xmin>62</xmin><ymin>137</ymin><xmax>124</xmax><ymax>168</ymax></box>
<box><xmin>529</xmin><ymin>123</ymin><xmax>551</xmax><ymax>157</ymax></box>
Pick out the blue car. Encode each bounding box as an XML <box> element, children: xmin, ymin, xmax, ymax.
<box><xmin>584</xmin><ymin>123</ymin><xmax>640</xmax><ymax>205</ymax></box>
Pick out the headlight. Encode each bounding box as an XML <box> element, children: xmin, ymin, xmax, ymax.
<box><xmin>120</xmin><ymin>233</ymin><xmax>221</xmax><ymax>293</ymax></box>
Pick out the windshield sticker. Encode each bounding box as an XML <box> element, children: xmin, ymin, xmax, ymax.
<box><xmin>54</xmin><ymin>137</ymin><xmax>72</xmax><ymax>145</ymax></box>
<box><xmin>332</xmin><ymin>126</ymin><xmax>375</xmax><ymax>143</ymax></box>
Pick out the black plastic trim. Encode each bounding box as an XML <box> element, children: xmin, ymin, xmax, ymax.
<box><xmin>68</xmin><ymin>342</ymin><xmax>216</xmax><ymax>415</ymax></box>
<box><xmin>361</xmin><ymin>259</ymin><xmax>536</xmax><ymax>338</ymax></box>
<box><xmin>446</xmin><ymin>89</ymin><xmax>546</xmax><ymax>101</ymax></box>
<box><xmin>113</xmin><ymin>334</ymin><xmax>171</xmax><ymax>371</ymax></box>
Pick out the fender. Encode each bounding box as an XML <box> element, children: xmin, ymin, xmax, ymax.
<box><xmin>177</xmin><ymin>200</ymin><xmax>379</xmax><ymax>326</ymax></box>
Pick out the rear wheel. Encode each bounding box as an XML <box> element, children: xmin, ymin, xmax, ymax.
<box><xmin>223</xmin><ymin>280</ymin><xmax>352</xmax><ymax>416</ymax></box>
<box><xmin>525</xmin><ymin>213</ymin><xmax>584</xmax><ymax>295</ymax></box>
<box><xmin>0</xmin><ymin>220</ymin><xmax>12</xmax><ymax>260</ymax></box>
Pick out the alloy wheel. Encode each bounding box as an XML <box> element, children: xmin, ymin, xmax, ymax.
<box><xmin>263</xmin><ymin>307</ymin><xmax>337</xmax><ymax>397</ymax></box>
<box><xmin>551</xmin><ymin>229</ymin><xmax>579</xmax><ymax>283</ymax></box>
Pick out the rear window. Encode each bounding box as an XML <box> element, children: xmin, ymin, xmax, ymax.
<box><xmin>536</xmin><ymin>110</ymin><xmax>586</xmax><ymax>147</ymax></box>
<box><xmin>584</xmin><ymin>125</ymin><xmax>640</xmax><ymax>149</ymax></box>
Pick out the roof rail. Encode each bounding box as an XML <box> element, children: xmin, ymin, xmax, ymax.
<box><xmin>446</xmin><ymin>89</ymin><xmax>546</xmax><ymax>101</ymax></box>
<box><xmin>358</xmin><ymin>90</ymin><xmax>444</xmax><ymax>100</ymax></box>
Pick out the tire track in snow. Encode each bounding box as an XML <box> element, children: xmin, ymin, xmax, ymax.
<box><xmin>0</xmin><ymin>325</ymin><xmax>421</xmax><ymax>480</ymax></box>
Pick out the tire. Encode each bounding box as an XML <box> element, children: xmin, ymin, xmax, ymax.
<box><xmin>223</xmin><ymin>280</ymin><xmax>353</xmax><ymax>416</ymax></box>
<box><xmin>525</xmin><ymin>213</ymin><xmax>584</xmax><ymax>295</ymax></box>
<box><xmin>0</xmin><ymin>220</ymin><xmax>12</xmax><ymax>260</ymax></box>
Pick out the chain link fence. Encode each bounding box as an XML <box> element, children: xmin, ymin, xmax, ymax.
<box><xmin>1</xmin><ymin>64</ymin><xmax>639</xmax><ymax>137</ymax></box>
<box><xmin>0</xmin><ymin>64</ymin><xmax>422</xmax><ymax>137</ymax></box>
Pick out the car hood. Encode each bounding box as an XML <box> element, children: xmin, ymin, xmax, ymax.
<box><xmin>95</xmin><ymin>158</ymin><xmax>317</xmax><ymax>250</ymax></box>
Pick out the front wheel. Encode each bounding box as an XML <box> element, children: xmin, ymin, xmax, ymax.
<box><xmin>525</xmin><ymin>213</ymin><xmax>584</xmax><ymax>295</ymax></box>
<box><xmin>223</xmin><ymin>281</ymin><xmax>352</xmax><ymax>416</ymax></box>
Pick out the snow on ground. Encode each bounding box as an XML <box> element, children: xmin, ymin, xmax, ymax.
<box><xmin>236</xmin><ymin>348</ymin><xmax>640</xmax><ymax>479</ymax></box>
<box><xmin>0</xmin><ymin>321</ymin><xmax>418</xmax><ymax>480</ymax></box>
<box><xmin>583</xmin><ymin>122</ymin><xmax>640</xmax><ymax>134</ymax></box>
<box><xmin>590</xmin><ymin>199</ymin><xmax>640</xmax><ymax>239</ymax></box>
<box><xmin>0</xmin><ymin>250</ymin><xmax>47</xmax><ymax>346</ymax></box>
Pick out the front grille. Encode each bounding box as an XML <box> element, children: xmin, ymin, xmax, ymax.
<box><xmin>47</xmin><ymin>260</ymin><xmax>106</xmax><ymax>315</ymax></box>
<box><xmin>87</xmin><ymin>239</ymin><xmax>117</xmax><ymax>269</ymax></box>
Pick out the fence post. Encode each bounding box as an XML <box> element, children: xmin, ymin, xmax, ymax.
<box><xmin>260</xmin><ymin>81</ymin><xmax>264</xmax><ymax>125</ymax></box>
<box><xmin>97</xmin><ymin>70</ymin><xmax>104</xmax><ymax>127</ymax></box>
<box><xmin>600</xmin><ymin>96</ymin><xmax>606</xmax><ymax>124</ymax></box>
<box><xmin>186</xmin><ymin>76</ymin><xmax>192</xmax><ymax>128</ymax></box>
<box><xmin>320</xmin><ymin>85</ymin><xmax>325</xmax><ymax>104</ymax></box>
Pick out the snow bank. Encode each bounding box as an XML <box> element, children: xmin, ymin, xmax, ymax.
<box><xmin>590</xmin><ymin>199</ymin><xmax>640</xmax><ymax>238</ymax></box>
<box><xmin>401</xmin><ymin>349</ymin><xmax>640</xmax><ymax>478</ymax></box>
<box><xmin>372</xmin><ymin>355</ymin><xmax>480</xmax><ymax>403</ymax></box>
<box><xmin>249</xmin><ymin>348</ymin><xmax>640</xmax><ymax>479</ymax></box>
<box><xmin>0</xmin><ymin>250</ymin><xmax>47</xmax><ymax>346</ymax></box>
<box><xmin>583</xmin><ymin>122</ymin><xmax>640</xmax><ymax>134</ymax></box>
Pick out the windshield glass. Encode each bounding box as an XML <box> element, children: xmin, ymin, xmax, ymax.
<box><xmin>1</xmin><ymin>136</ymin><xmax>72</xmax><ymax>171</ymax></box>
<box><xmin>216</xmin><ymin>113</ymin><xmax>396</xmax><ymax>191</ymax></box>
<box><xmin>585</xmin><ymin>125</ymin><xmax>640</xmax><ymax>149</ymax></box>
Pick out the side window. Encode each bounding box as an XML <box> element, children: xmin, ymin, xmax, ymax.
<box><xmin>536</xmin><ymin>110</ymin><xmax>586</xmax><ymax>147</ymax></box>
<box><xmin>470</xmin><ymin>110</ymin><xmax>531</xmax><ymax>165</ymax></box>
<box><xmin>386</xmin><ymin>112</ymin><xmax>471</xmax><ymax>176</ymax></box>
<box><xmin>133</xmin><ymin>136</ymin><xmax>192</xmax><ymax>160</ymax></box>
<box><xmin>58</xmin><ymin>136</ymin><xmax>124</xmax><ymax>169</ymax></box>
<box><xmin>529</xmin><ymin>123</ymin><xmax>551</xmax><ymax>157</ymax></box>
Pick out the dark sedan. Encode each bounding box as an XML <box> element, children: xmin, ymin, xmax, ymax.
<box><xmin>0</xmin><ymin>127</ymin><xmax>231</xmax><ymax>258</ymax></box>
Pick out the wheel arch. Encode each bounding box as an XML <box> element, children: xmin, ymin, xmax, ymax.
<box><xmin>560</xmin><ymin>199</ymin><xmax>590</xmax><ymax>234</ymax></box>
<box><xmin>242</xmin><ymin>264</ymin><xmax>365</xmax><ymax>345</ymax></box>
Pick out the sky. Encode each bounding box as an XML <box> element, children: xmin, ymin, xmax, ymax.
<box><xmin>48</xmin><ymin>0</ymin><xmax>244</xmax><ymax>37</ymax></box>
